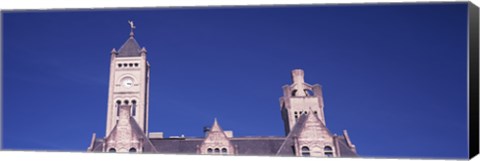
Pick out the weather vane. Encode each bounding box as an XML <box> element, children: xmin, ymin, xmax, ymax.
<box><xmin>128</xmin><ymin>20</ymin><xmax>136</xmax><ymax>37</ymax></box>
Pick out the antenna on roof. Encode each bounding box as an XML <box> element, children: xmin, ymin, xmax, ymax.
<box><xmin>128</xmin><ymin>20</ymin><xmax>136</xmax><ymax>37</ymax></box>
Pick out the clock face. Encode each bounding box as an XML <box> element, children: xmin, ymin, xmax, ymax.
<box><xmin>122</xmin><ymin>78</ymin><xmax>133</xmax><ymax>88</ymax></box>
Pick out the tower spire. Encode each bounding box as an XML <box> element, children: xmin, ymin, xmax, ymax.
<box><xmin>211</xmin><ymin>117</ymin><xmax>222</xmax><ymax>132</ymax></box>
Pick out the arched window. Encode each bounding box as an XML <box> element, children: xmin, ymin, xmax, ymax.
<box><xmin>118</xmin><ymin>64</ymin><xmax>122</xmax><ymax>68</ymax></box>
<box><xmin>108</xmin><ymin>148</ymin><xmax>116</xmax><ymax>152</ymax></box>
<box><xmin>131</xmin><ymin>100</ymin><xmax>137</xmax><ymax>116</ymax></box>
<box><xmin>129</xmin><ymin>148</ymin><xmax>137</xmax><ymax>153</ymax></box>
<box><xmin>324</xmin><ymin>146</ymin><xmax>333</xmax><ymax>157</ymax></box>
<box><xmin>301</xmin><ymin>146</ymin><xmax>310</xmax><ymax>157</ymax></box>
<box><xmin>324</xmin><ymin>146</ymin><xmax>332</xmax><ymax>151</ymax></box>
<box><xmin>123</xmin><ymin>63</ymin><xmax>128</xmax><ymax>67</ymax></box>
<box><xmin>292</xmin><ymin>90</ymin><xmax>298</xmax><ymax>96</ymax></box>
<box><xmin>221</xmin><ymin>148</ymin><xmax>227</xmax><ymax>154</ymax></box>
<box><xmin>116</xmin><ymin>100</ymin><xmax>121</xmax><ymax>116</ymax></box>
<box><xmin>124</xmin><ymin>100</ymin><xmax>129</xmax><ymax>105</ymax></box>
<box><xmin>129</xmin><ymin>63</ymin><xmax>133</xmax><ymax>67</ymax></box>
<box><xmin>134</xmin><ymin>63</ymin><xmax>139</xmax><ymax>67</ymax></box>
<box><xmin>214</xmin><ymin>148</ymin><xmax>220</xmax><ymax>154</ymax></box>
<box><xmin>207</xmin><ymin>148</ymin><xmax>213</xmax><ymax>154</ymax></box>
<box><xmin>304</xmin><ymin>89</ymin><xmax>313</xmax><ymax>96</ymax></box>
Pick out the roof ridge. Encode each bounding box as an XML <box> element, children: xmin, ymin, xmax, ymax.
<box><xmin>275</xmin><ymin>114</ymin><xmax>309</xmax><ymax>155</ymax></box>
<box><xmin>129</xmin><ymin>117</ymin><xmax>159</xmax><ymax>153</ymax></box>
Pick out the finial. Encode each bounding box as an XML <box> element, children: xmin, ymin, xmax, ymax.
<box><xmin>210</xmin><ymin>117</ymin><xmax>221</xmax><ymax>132</ymax></box>
<box><xmin>128</xmin><ymin>20</ymin><xmax>136</xmax><ymax>37</ymax></box>
<box><xmin>111</xmin><ymin>48</ymin><xmax>118</xmax><ymax>56</ymax></box>
<box><xmin>291</xmin><ymin>69</ymin><xmax>305</xmax><ymax>84</ymax></box>
<box><xmin>141</xmin><ymin>47</ymin><xmax>147</xmax><ymax>53</ymax></box>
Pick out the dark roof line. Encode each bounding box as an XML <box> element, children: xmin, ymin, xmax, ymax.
<box><xmin>117</xmin><ymin>36</ymin><xmax>142</xmax><ymax>57</ymax></box>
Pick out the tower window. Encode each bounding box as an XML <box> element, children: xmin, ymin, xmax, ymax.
<box><xmin>129</xmin><ymin>63</ymin><xmax>133</xmax><ymax>67</ymax></box>
<box><xmin>123</xmin><ymin>63</ymin><xmax>128</xmax><ymax>67</ymax></box>
<box><xmin>129</xmin><ymin>148</ymin><xmax>137</xmax><ymax>153</ymax></box>
<box><xmin>207</xmin><ymin>148</ymin><xmax>213</xmax><ymax>154</ymax></box>
<box><xmin>305</xmin><ymin>89</ymin><xmax>313</xmax><ymax>96</ymax></box>
<box><xmin>214</xmin><ymin>148</ymin><xmax>220</xmax><ymax>153</ymax></box>
<box><xmin>221</xmin><ymin>148</ymin><xmax>227</xmax><ymax>154</ymax></box>
<box><xmin>132</xmin><ymin>100</ymin><xmax>137</xmax><ymax>116</ymax></box>
<box><xmin>109</xmin><ymin>148</ymin><xmax>116</xmax><ymax>152</ymax></box>
<box><xmin>324</xmin><ymin>146</ymin><xmax>333</xmax><ymax>157</ymax></box>
<box><xmin>118</xmin><ymin>64</ymin><xmax>122</xmax><ymax>67</ymax></box>
<box><xmin>314</xmin><ymin>111</ymin><xmax>318</xmax><ymax>114</ymax></box>
<box><xmin>116</xmin><ymin>100</ymin><xmax>121</xmax><ymax>116</ymax></box>
<box><xmin>292</xmin><ymin>90</ymin><xmax>298</xmax><ymax>96</ymax></box>
<box><xmin>301</xmin><ymin>146</ymin><xmax>310</xmax><ymax>157</ymax></box>
<box><xmin>124</xmin><ymin>100</ymin><xmax>129</xmax><ymax>105</ymax></box>
<box><xmin>134</xmin><ymin>63</ymin><xmax>139</xmax><ymax>67</ymax></box>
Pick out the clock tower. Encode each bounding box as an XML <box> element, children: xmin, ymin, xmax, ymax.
<box><xmin>105</xmin><ymin>27</ymin><xmax>150</xmax><ymax>137</ymax></box>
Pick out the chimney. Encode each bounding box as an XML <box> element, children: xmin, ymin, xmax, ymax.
<box><xmin>224</xmin><ymin>130</ymin><xmax>233</xmax><ymax>138</ymax></box>
<box><xmin>203</xmin><ymin>126</ymin><xmax>211</xmax><ymax>134</ymax></box>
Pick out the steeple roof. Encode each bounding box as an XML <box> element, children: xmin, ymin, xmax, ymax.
<box><xmin>276</xmin><ymin>112</ymin><xmax>334</xmax><ymax>155</ymax></box>
<box><xmin>202</xmin><ymin>118</ymin><xmax>230</xmax><ymax>142</ymax></box>
<box><xmin>117</xmin><ymin>35</ymin><xmax>142</xmax><ymax>57</ymax></box>
<box><xmin>210</xmin><ymin>118</ymin><xmax>223</xmax><ymax>132</ymax></box>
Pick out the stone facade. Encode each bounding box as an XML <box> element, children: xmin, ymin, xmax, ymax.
<box><xmin>199</xmin><ymin>119</ymin><xmax>236</xmax><ymax>155</ymax></box>
<box><xmin>88</xmin><ymin>30</ymin><xmax>358</xmax><ymax>157</ymax></box>
<box><xmin>105</xmin><ymin>33</ymin><xmax>150</xmax><ymax>137</ymax></box>
<box><xmin>280</xmin><ymin>69</ymin><xmax>326</xmax><ymax>135</ymax></box>
<box><xmin>104</xmin><ymin>105</ymin><xmax>144</xmax><ymax>153</ymax></box>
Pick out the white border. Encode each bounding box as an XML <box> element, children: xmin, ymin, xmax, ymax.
<box><xmin>0</xmin><ymin>0</ymin><xmax>472</xmax><ymax>10</ymax></box>
<box><xmin>0</xmin><ymin>151</ymin><xmax>462</xmax><ymax>161</ymax></box>
<box><xmin>0</xmin><ymin>0</ymin><xmax>477</xmax><ymax>161</ymax></box>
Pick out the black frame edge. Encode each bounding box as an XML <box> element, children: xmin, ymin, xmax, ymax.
<box><xmin>469</xmin><ymin>1</ymin><xmax>480</xmax><ymax>159</ymax></box>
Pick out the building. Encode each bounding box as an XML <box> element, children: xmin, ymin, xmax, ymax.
<box><xmin>87</xmin><ymin>27</ymin><xmax>358</xmax><ymax>157</ymax></box>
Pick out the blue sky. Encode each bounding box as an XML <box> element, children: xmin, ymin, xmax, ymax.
<box><xmin>2</xmin><ymin>3</ymin><xmax>469</xmax><ymax>159</ymax></box>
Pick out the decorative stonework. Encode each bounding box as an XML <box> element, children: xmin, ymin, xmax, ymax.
<box><xmin>105</xmin><ymin>33</ymin><xmax>150</xmax><ymax>137</ymax></box>
<box><xmin>104</xmin><ymin>105</ymin><xmax>143</xmax><ymax>153</ymax></box>
<box><xmin>199</xmin><ymin>119</ymin><xmax>235</xmax><ymax>155</ymax></box>
<box><xmin>280</xmin><ymin>69</ymin><xmax>326</xmax><ymax>134</ymax></box>
<box><xmin>296</xmin><ymin>112</ymin><xmax>336</xmax><ymax>157</ymax></box>
<box><xmin>89</xmin><ymin>68</ymin><xmax>356</xmax><ymax>156</ymax></box>
<box><xmin>88</xmin><ymin>28</ymin><xmax>357</xmax><ymax>157</ymax></box>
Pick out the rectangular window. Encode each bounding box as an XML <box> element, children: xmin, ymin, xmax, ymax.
<box><xmin>116</xmin><ymin>104</ymin><xmax>120</xmax><ymax>116</ymax></box>
<box><xmin>132</xmin><ymin>104</ymin><xmax>136</xmax><ymax>116</ymax></box>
